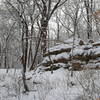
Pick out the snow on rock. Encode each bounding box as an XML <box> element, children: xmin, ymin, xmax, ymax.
<box><xmin>41</xmin><ymin>38</ymin><xmax>100</xmax><ymax>71</ymax></box>
<box><xmin>70</xmin><ymin>48</ymin><xmax>85</xmax><ymax>56</ymax></box>
<box><xmin>93</xmin><ymin>47</ymin><xmax>100</xmax><ymax>55</ymax></box>
<box><xmin>47</xmin><ymin>44</ymin><xmax>72</xmax><ymax>52</ymax></box>
<box><xmin>43</xmin><ymin>52</ymin><xmax>70</xmax><ymax>64</ymax></box>
<box><xmin>93</xmin><ymin>41</ymin><xmax>100</xmax><ymax>47</ymax></box>
<box><xmin>44</xmin><ymin>44</ymin><xmax>71</xmax><ymax>57</ymax></box>
<box><xmin>64</xmin><ymin>37</ymin><xmax>85</xmax><ymax>45</ymax></box>
<box><xmin>44</xmin><ymin>38</ymin><xmax>85</xmax><ymax>57</ymax></box>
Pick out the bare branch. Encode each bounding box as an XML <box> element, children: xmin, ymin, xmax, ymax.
<box><xmin>49</xmin><ymin>0</ymin><xmax>68</xmax><ymax>20</ymax></box>
<box><xmin>47</xmin><ymin>0</ymin><xmax>51</xmax><ymax>16</ymax></box>
<box><xmin>36</xmin><ymin>0</ymin><xmax>42</xmax><ymax>13</ymax></box>
<box><xmin>57</xmin><ymin>0</ymin><xmax>68</xmax><ymax>7</ymax></box>
<box><xmin>5</xmin><ymin>0</ymin><xmax>20</xmax><ymax>18</ymax></box>
<box><xmin>49</xmin><ymin>0</ymin><xmax>61</xmax><ymax>19</ymax></box>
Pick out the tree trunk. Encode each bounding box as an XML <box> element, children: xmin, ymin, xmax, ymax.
<box><xmin>84</xmin><ymin>0</ymin><xmax>93</xmax><ymax>39</ymax></box>
<box><xmin>21</xmin><ymin>21</ymin><xmax>29</xmax><ymax>92</ymax></box>
<box><xmin>41</xmin><ymin>3</ymin><xmax>48</xmax><ymax>54</ymax></box>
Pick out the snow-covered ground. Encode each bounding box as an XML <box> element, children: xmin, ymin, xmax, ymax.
<box><xmin>1</xmin><ymin>38</ymin><xmax>100</xmax><ymax>100</ymax></box>
<box><xmin>0</xmin><ymin>68</ymin><xmax>100</xmax><ymax>100</ymax></box>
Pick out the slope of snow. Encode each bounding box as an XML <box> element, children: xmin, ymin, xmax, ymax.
<box><xmin>0</xmin><ymin>68</ymin><xmax>100</xmax><ymax>100</ymax></box>
<box><xmin>1</xmin><ymin>38</ymin><xmax>100</xmax><ymax>100</ymax></box>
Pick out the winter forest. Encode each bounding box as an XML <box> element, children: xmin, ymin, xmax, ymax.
<box><xmin>0</xmin><ymin>0</ymin><xmax>100</xmax><ymax>100</ymax></box>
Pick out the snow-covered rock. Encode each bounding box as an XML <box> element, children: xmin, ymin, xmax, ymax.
<box><xmin>41</xmin><ymin>38</ymin><xmax>100</xmax><ymax>71</ymax></box>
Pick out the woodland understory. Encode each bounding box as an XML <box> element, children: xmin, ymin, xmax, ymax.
<box><xmin>0</xmin><ymin>0</ymin><xmax>100</xmax><ymax>100</ymax></box>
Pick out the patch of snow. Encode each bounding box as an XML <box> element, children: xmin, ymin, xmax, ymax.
<box><xmin>70</xmin><ymin>48</ymin><xmax>84</xmax><ymax>56</ymax></box>
<box><xmin>42</xmin><ymin>53</ymin><xmax>69</xmax><ymax>64</ymax></box>
<box><xmin>47</xmin><ymin>44</ymin><xmax>72</xmax><ymax>52</ymax></box>
<box><xmin>93</xmin><ymin>47</ymin><xmax>100</xmax><ymax>55</ymax></box>
<box><xmin>0</xmin><ymin>69</ymin><xmax>100</xmax><ymax>100</ymax></box>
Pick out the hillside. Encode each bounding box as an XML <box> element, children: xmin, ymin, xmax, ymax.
<box><xmin>1</xmin><ymin>38</ymin><xmax>100</xmax><ymax>100</ymax></box>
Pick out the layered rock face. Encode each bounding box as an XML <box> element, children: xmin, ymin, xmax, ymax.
<box><xmin>41</xmin><ymin>38</ymin><xmax>100</xmax><ymax>71</ymax></box>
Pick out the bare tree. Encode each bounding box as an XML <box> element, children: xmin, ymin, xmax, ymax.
<box><xmin>30</xmin><ymin>0</ymin><xmax>68</xmax><ymax>70</ymax></box>
<box><xmin>5</xmin><ymin>0</ymin><xmax>37</xmax><ymax>92</ymax></box>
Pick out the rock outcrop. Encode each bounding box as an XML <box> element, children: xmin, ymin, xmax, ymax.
<box><xmin>41</xmin><ymin>38</ymin><xmax>100</xmax><ymax>71</ymax></box>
